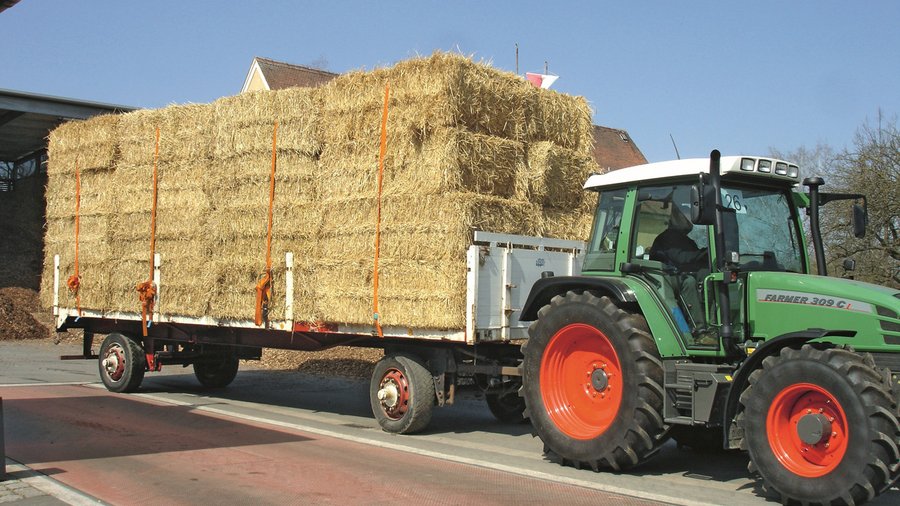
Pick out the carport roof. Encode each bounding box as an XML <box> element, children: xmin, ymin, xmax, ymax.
<box><xmin>0</xmin><ymin>88</ymin><xmax>134</xmax><ymax>162</ymax></box>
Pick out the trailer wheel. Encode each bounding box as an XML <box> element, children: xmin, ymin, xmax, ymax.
<box><xmin>522</xmin><ymin>292</ymin><xmax>666</xmax><ymax>471</ymax></box>
<box><xmin>370</xmin><ymin>354</ymin><xmax>435</xmax><ymax>434</ymax></box>
<box><xmin>486</xmin><ymin>392</ymin><xmax>528</xmax><ymax>424</ymax></box>
<box><xmin>740</xmin><ymin>345</ymin><xmax>900</xmax><ymax>505</ymax></box>
<box><xmin>98</xmin><ymin>333</ymin><xmax>145</xmax><ymax>393</ymax></box>
<box><xmin>193</xmin><ymin>353</ymin><xmax>239</xmax><ymax>389</ymax></box>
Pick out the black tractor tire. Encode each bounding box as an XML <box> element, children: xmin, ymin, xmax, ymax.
<box><xmin>370</xmin><ymin>354</ymin><xmax>435</xmax><ymax>434</ymax></box>
<box><xmin>98</xmin><ymin>333</ymin><xmax>146</xmax><ymax>393</ymax></box>
<box><xmin>670</xmin><ymin>426</ymin><xmax>728</xmax><ymax>453</ymax></box>
<box><xmin>739</xmin><ymin>345</ymin><xmax>900</xmax><ymax>505</ymax></box>
<box><xmin>521</xmin><ymin>291</ymin><xmax>667</xmax><ymax>471</ymax></box>
<box><xmin>486</xmin><ymin>391</ymin><xmax>528</xmax><ymax>424</ymax></box>
<box><xmin>193</xmin><ymin>353</ymin><xmax>240</xmax><ymax>389</ymax></box>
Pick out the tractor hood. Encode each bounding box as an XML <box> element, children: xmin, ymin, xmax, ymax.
<box><xmin>745</xmin><ymin>272</ymin><xmax>900</xmax><ymax>351</ymax></box>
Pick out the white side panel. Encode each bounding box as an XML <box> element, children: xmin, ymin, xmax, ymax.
<box><xmin>472</xmin><ymin>233</ymin><xmax>584</xmax><ymax>342</ymax></box>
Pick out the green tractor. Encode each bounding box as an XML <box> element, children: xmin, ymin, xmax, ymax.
<box><xmin>520</xmin><ymin>151</ymin><xmax>899</xmax><ymax>505</ymax></box>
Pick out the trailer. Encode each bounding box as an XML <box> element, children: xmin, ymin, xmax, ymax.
<box><xmin>53</xmin><ymin>231</ymin><xmax>582</xmax><ymax>432</ymax></box>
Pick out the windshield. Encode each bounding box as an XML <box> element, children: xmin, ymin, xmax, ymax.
<box><xmin>720</xmin><ymin>185</ymin><xmax>805</xmax><ymax>273</ymax></box>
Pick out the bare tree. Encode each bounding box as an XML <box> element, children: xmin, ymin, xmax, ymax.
<box><xmin>832</xmin><ymin>118</ymin><xmax>900</xmax><ymax>287</ymax></box>
<box><xmin>770</xmin><ymin>117</ymin><xmax>900</xmax><ymax>288</ymax></box>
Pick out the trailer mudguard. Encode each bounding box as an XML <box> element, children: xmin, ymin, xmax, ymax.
<box><xmin>723</xmin><ymin>328</ymin><xmax>856</xmax><ymax>449</ymax></box>
<box><xmin>519</xmin><ymin>276</ymin><xmax>637</xmax><ymax>322</ymax></box>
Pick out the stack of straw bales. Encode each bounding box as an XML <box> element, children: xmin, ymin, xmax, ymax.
<box><xmin>42</xmin><ymin>52</ymin><xmax>598</xmax><ymax>330</ymax></box>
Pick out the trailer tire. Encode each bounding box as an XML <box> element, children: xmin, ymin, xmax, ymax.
<box><xmin>740</xmin><ymin>345</ymin><xmax>900</xmax><ymax>505</ymax></box>
<box><xmin>522</xmin><ymin>292</ymin><xmax>667</xmax><ymax>471</ymax></box>
<box><xmin>194</xmin><ymin>353</ymin><xmax>239</xmax><ymax>389</ymax></box>
<box><xmin>98</xmin><ymin>333</ymin><xmax>145</xmax><ymax>393</ymax></box>
<box><xmin>486</xmin><ymin>392</ymin><xmax>528</xmax><ymax>424</ymax></box>
<box><xmin>370</xmin><ymin>354</ymin><xmax>435</xmax><ymax>434</ymax></box>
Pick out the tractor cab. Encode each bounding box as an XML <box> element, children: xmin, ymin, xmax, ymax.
<box><xmin>583</xmin><ymin>155</ymin><xmax>810</xmax><ymax>351</ymax></box>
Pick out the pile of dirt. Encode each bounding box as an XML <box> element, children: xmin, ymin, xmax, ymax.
<box><xmin>260</xmin><ymin>346</ymin><xmax>382</xmax><ymax>379</ymax></box>
<box><xmin>0</xmin><ymin>287</ymin><xmax>52</xmax><ymax>341</ymax></box>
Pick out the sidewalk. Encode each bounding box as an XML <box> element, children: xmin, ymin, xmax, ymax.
<box><xmin>1</xmin><ymin>459</ymin><xmax>95</xmax><ymax>505</ymax></box>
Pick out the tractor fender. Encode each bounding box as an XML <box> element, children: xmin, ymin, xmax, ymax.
<box><xmin>519</xmin><ymin>276</ymin><xmax>637</xmax><ymax>322</ymax></box>
<box><xmin>723</xmin><ymin>328</ymin><xmax>856</xmax><ymax>448</ymax></box>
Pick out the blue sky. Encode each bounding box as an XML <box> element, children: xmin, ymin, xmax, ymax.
<box><xmin>4</xmin><ymin>1</ymin><xmax>899</xmax><ymax>163</ymax></box>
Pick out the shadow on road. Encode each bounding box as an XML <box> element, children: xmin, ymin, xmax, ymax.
<box><xmin>4</xmin><ymin>389</ymin><xmax>310</xmax><ymax>464</ymax></box>
<box><xmin>140</xmin><ymin>369</ymin><xmax>534</xmax><ymax>438</ymax></box>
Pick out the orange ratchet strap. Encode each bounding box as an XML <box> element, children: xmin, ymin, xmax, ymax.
<box><xmin>66</xmin><ymin>160</ymin><xmax>83</xmax><ymax>316</ymax></box>
<box><xmin>372</xmin><ymin>83</ymin><xmax>390</xmax><ymax>338</ymax></box>
<box><xmin>137</xmin><ymin>127</ymin><xmax>160</xmax><ymax>337</ymax></box>
<box><xmin>255</xmin><ymin>121</ymin><xmax>278</xmax><ymax>326</ymax></box>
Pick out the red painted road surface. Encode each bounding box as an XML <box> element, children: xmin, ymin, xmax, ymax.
<box><xmin>2</xmin><ymin>385</ymin><xmax>663</xmax><ymax>505</ymax></box>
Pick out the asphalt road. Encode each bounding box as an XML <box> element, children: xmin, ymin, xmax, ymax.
<box><xmin>1</xmin><ymin>340</ymin><xmax>898</xmax><ymax>505</ymax></box>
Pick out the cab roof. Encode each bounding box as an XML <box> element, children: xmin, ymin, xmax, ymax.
<box><xmin>583</xmin><ymin>156</ymin><xmax>800</xmax><ymax>190</ymax></box>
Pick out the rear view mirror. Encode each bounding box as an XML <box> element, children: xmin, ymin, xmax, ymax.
<box><xmin>690</xmin><ymin>176</ymin><xmax>716</xmax><ymax>225</ymax></box>
<box><xmin>852</xmin><ymin>203</ymin><xmax>867</xmax><ymax>239</ymax></box>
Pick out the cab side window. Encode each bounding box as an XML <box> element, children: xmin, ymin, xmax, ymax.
<box><xmin>584</xmin><ymin>189</ymin><xmax>626</xmax><ymax>271</ymax></box>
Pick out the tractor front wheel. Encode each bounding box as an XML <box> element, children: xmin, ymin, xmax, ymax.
<box><xmin>521</xmin><ymin>292</ymin><xmax>667</xmax><ymax>471</ymax></box>
<box><xmin>740</xmin><ymin>345</ymin><xmax>900</xmax><ymax>505</ymax></box>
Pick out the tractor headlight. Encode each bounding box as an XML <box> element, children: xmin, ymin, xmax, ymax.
<box><xmin>741</xmin><ymin>158</ymin><xmax>756</xmax><ymax>171</ymax></box>
<box><xmin>788</xmin><ymin>164</ymin><xmax>799</xmax><ymax>178</ymax></box>
<box><xmin>775</xmin><ymin>162</ymin><xmax>788</xmax><ymax>175</ymax></box>
<box><xmin>757</xmin><ymin>160</ymin><xmax>772</xmax><ymax>173</ymax></box>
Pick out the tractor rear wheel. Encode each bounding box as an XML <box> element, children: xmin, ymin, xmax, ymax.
<box><xmin>370</xmin><ymin>354</ymin><xmax>435</xmax><ymax>434</ymax></box>
<box><xmin>522</xmin><ymin>292</ymin><xmax>667</xmax><ymax>471</ymax></box>
<box><xmin>98</xmin><ymin>333</ymin><xmax>145</xmax><ymax>393</ymax></box>
<box><xmin>740</xmin><ymin>345</ymin><xmax>900</xmax><ymax>505</ymax></box>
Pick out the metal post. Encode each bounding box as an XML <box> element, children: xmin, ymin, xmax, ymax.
<box><xmin>1</xmin><ymin>397</ymin><xmax>6</xmax><ymax>481</ymax></box>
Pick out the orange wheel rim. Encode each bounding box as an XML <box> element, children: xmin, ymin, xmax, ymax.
<box><xmin>766</xmin><ymin>383</ymin><xmax>848</xmax><ymax>477</ymax></box>
<box><xmin>540</xmin><ymin>323</ymin><xmax>622</xmax><ymax>440</ymax></box>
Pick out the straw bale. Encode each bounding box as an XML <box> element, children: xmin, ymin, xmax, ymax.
<box><xmin>44</xmin><ymin>169</ymin><xmax>115</xmax><ymax>219</ymax></box>
<box><xmin>213</xmin><ymin>87</ymin><xmax>322</xmax><ymax>158</ymax></box>
<box><xmin>118</xmin><ymin>104</ymin><xmax>216</xmax><ymax>166</ymax></box>
<box><xmin>47</xmin><ymin>114</ymin><xmax>119</xmax><ymax>173</ymax></box>
<box><xmin>272</xmin><ymin>87</ymin><xmax>323</xmax><ymax>156</ymax></box>
<box><xmin>205</xmin><ymin>238</ymin><xmax>318</xmax><ymax>322</ymax></box>
<box><xmin>523</xmin><ymin>89</ymin><xmax>594</xmax><ymax>154</ymax></box>
<box><xmin>316</xmin><ymin>193</ymin><xmax>541</xmax><ymax>261</ymax></box>
<box><xmin>207</xmin><ymin>152</ymin><xmax>318</xmax><ymax>205</ymax></box>
<box><xmin>317</xmin><ymin>128</ymin><xmax>524</xmax><ymax>200</ymax></box>
<box><xmin>541</xmin><ymin>206</ymin><xmax>595</xmax><ymax>242</ymax></box>
<box><xmin>44</xmin><ymin>215</ymin><xmax>114</xmax><ymax>311</ymax></box>
<box><xmin>311</xmin><ymin>193</ymin><xmax>542</xmax><ymax>328</ymax></box>
<box><xmin>519</xmin><ymin>142</ymin><xmax>598</xmax><ymax>209</ymax></box>
<box><xmin>212</xmin><ymin>91</ymin><xmax>277</xmax><ymax>128</ymax></box>
<box><xmin>321</xmin><ymin>52</ymin><xmax>531</xmax><ymax>141</ymax></box>
<box><xmin>99</xmin><ymin>236</ymin><xmax>212</xmax><ymax>316</ymax></box>
<box><xmin>312</xmin><ymin>258</ymin><xmax>469</xmax><ymax>329</ymax></box>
